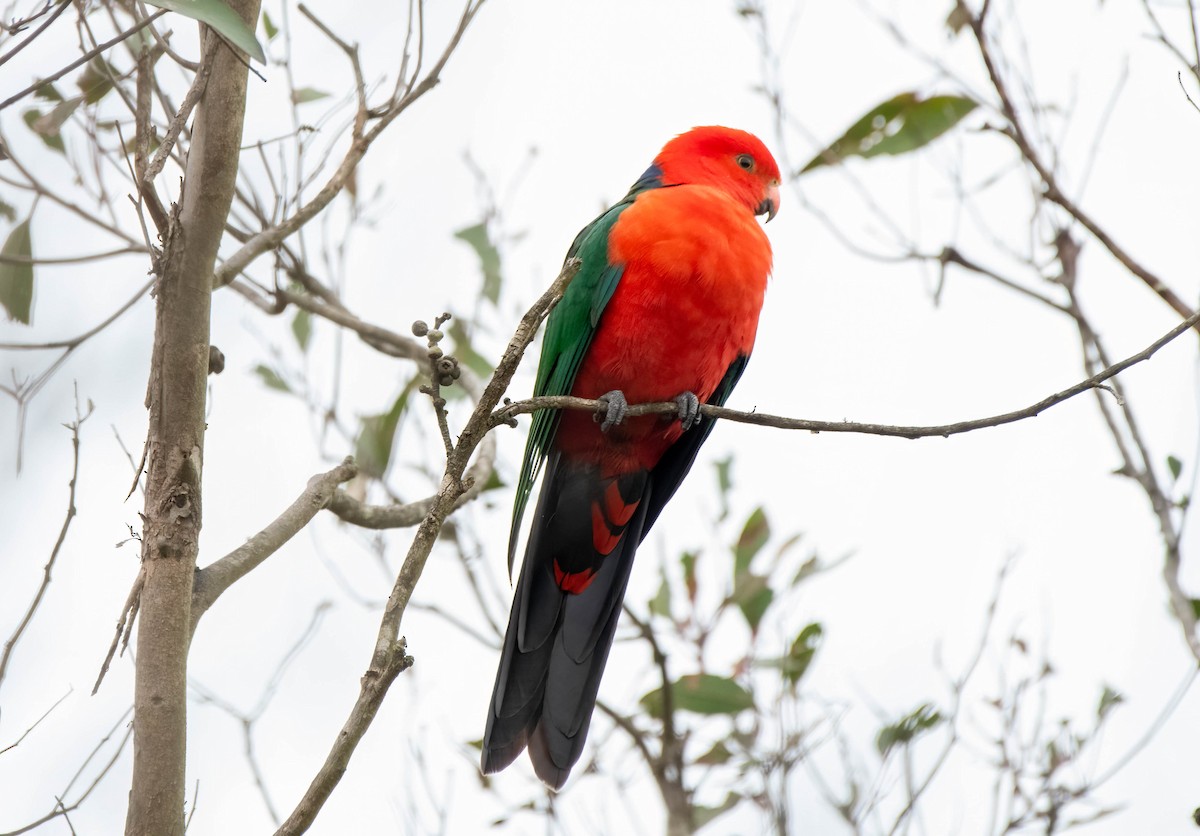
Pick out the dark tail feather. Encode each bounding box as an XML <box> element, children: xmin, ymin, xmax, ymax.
<box><xmin>482</xmin><ymin>457</ymin><xmax>651</xmax><ymax>788</ymax></box>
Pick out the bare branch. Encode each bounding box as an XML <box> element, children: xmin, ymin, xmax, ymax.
<box><xmin>0</xmin><ymin>706</ymin><xmax>134</xmax><ymax>836</ymax></box>
<box><xmin>274</xmin><ymin>255</ymin><xmax>573</xmax><ymax>836</ymax></box>
<box><xmin>0</xmin><ymin>277</ymin><xmax>150</xmax><ymax>351</ymax></box>
<box><xmin>0</xmin><ymin>395</ymin><xmax>90</xmax><ymax>690</ymax></box>
<box><xmin>0</xmin><ymin>245</ymin><xmax>149</xmax><ymax>267</ymax></box>
<box><xmin>92</xmin><ymin>567</ymin><xmax>144</xmax><ymax>695</ymax></box>
<box><xmin>190</xmin><ymin>602</ymin><xmax>331</xmax><ymax>824</ymax></box>
<box><xmin>0</xmin><ymin>687</ymin><xmax>72</xmax><ymax>756</ymax></box>
<box><xmin>212</xmin><ymin>0</ymin><xmax>486</xmax><ymax>289</ymax></box>
<box><xmin>0</xmin><ymin>0</ymin><xmax>69</xmax><ymax>68</ymax></box>
<box><xmin>0</xmin><ymin>9</ymin><xmax>167</xmax><ymax>112</ymax></box>
<box><xmin>967</xmin><ymin>7</ymin><xmax>1199</xmax><ymax>328</ymax></box>
<box><xmin>491</xmin><ymin>307</ymin><xmax>1200</xmax><ymax>439</ymax></box>
<box><xmin>189</xmin><ymin>458</ymin><xmax>357</xmax><ymax>632</ymax></box>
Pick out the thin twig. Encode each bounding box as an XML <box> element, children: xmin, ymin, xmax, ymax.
<box><xmin>0</xmin><ymin>278</ymin><xmax>152</xmax><ymax>351</ymax></box>
<box><xmin>490</xmin><ymin>307</ymin><xmax>1200</xmax><ymax>440</ymax></box>
<box><xmin>967</xmin><ymin>7</ymin><xmax>1198</xmax><ymax>328</ymax></box>
<box><xmin>273</xmin><ymin>253</ymin><xmax>572</xmax><ymax>836</ymax></box>
<box><xmin>212</xmin><ymin>0</ymin><xmax>485</xmax><ymax>289</ymax></box>
<box><xmin>0</xmin><ymin>245</ymin><xmax>148</xmax><ymax>267</ymax></box>
<box><xmin>0</xmin><ymin>0</ymin><xmax>69</xmax><ymax>68</ymax></box>
<box><xmin>91</xmin><ymin>568</ymin><xmax>144</xmax><ymax>695</ymax></box>
<box><xmin>0</xmin><ymin>10</ymin><xmax>167</xmax><ymax>112</ymax></box>
<box><xmin>0</xmin><ymin>395</ymin><xmax>91</xmax><ymax>690</ymax></box>
<box><xmin>0</xmin><ymin>706</ymin><xmax>134</xmax><ymax>835</ymax></box>
<box><xmin>0</xmin><ymin>687</ymin><xmax>73</xmax><ymax>755</ymax></box>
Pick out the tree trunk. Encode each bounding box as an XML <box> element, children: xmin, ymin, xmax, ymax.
<box><xmin>125</xmin><ymin>6</ymin><xmax>259</xmax><ymax>833</ymax></box>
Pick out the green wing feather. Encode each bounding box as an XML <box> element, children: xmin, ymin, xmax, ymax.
<box><xmin>507</xmin><ymin>177</ymin><xmax>658</xmax><ymax>573</ymax></box>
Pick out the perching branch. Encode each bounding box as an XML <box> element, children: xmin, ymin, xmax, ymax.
<box><xmin>490</xmin><ymin>306</ymin><xmax>1200</xmax><ymax>439</ymax></box>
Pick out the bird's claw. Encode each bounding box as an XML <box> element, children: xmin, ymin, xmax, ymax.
<box><xmin>596</xmin><ymin>390</ymin><xmax>629</xmax><ymax>432</ymax></box>
<box><xmin>675</xmin><ymin>391</ymin><xmax>701</xmax><ymax>431</ymax></box>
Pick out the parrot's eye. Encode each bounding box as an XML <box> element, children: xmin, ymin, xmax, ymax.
<box><xmin>736</xmin><ymin>154</ymin><xmax>755</xmax><ymax>171</ymax></box>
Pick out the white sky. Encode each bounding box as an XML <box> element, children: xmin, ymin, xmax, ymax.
<box><xmin>1</xmin><ymin>0</ymin><xmax>1199</xmax><ymax>834</ymax></box>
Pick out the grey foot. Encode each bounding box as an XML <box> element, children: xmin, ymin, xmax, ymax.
<box><xmin>674</xmin><ymin>391</ymin><xmax>701</xmax><ymax>431</ymax></box>
<box><xmin>596</xmin><ymin>390</ymin><xmax>629</xmax><ymax>432</ymax></box>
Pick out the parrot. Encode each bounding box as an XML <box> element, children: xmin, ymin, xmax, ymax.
<box><xmin>481</xmin><ymin>126</ymin><xmax>781</xmax><ymax>790</ymax></box>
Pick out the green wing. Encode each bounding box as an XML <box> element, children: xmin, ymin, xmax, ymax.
<box><xmin>507</xmin><ymin>171</ymin><xmax>662</xmax><ymax>573</ymax></box>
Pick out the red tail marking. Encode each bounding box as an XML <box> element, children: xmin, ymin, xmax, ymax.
<box><xmin>553</xmin><ymin>560</ymin><xmax>597</xmax><ymax>594</ymax></box>
<box><xmin>603</xmin><ymin>481</ymin><xmax>638</xmax><ymax>526</ymax></box>
<box><xmin>590</xmin><ymin>504</ymin><xmax>623</xmax><ymax>556</ymax></box>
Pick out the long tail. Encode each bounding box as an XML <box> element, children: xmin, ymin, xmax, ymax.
<box><xmin>481</xmin><ymin>453</ymin><xmax>651</xmax><ymax>789</ymax></box>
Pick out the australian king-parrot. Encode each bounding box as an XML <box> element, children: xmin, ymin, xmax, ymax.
<box><xmin>481</xmin><ymin>125</ymin><xmax>781</xmax><ymax>789</ymax></box>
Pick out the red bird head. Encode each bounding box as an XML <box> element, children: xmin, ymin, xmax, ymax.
<box><xmin>653</xmin><ymin>126</ymin><xmax>782</xmax><ymax>221</ymax></box>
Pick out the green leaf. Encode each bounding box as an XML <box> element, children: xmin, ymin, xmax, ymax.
<box><xmin>792</xmin><ymin>554</ymin><xmax>820</xmax><ymax>586</ymax></box>
<box><xmin>693</xmin><ymin>792</ymin><xmax>741</xmax><ymax>830</ymax></box>
<box><xmin>144</xmin><ymin>0</ymin><xmax>266</xmax><ymax>63</ymax></box>
<box><xmin>729</xmin><ymin>572</ymin><xmax>772</xmax><ymax>633</ymax></box>
<box><xmin>713</xmin><ymin>455</ymin><xmax>733</xmax><ymax>521</ymax></box>
<box><xmin>448</xmin><ymin>318</ymin><xmax>494</xmax><ymax>377</ymax></box>
<box><xmin>291</xmin><ymin>308</ymin><xmax>312</xmax><ymax>352</ymax></box>
<box><xmin>1191</xmin><ymin>598</ymin><xmax>1200</xmax><ymax>620</ymax></box>
<box><xmin>0</xmin><ymin>217</ymin><xmax>34</xmax><ymax>324</ymax></box>
<box><xmin>1167</xmin><ymin>455</ymin><xmax>1183</xmax><ymax>483</ymax></box>
<box><xmin>649</xmin><ymin>570</ymin><xmax>672</xmax><ymax>618</ymax></box>
<box><xmin>734</xmin><ymin>506</ymin><xmax>770</xmax><ymax>578</ymax></box>
<box><xmin>1097</xmin><ymin>684</ymin><xmax>1124</xmax><ymax>721</ymax></box>
<box><xmin>640</xmin><ymin>673</ymin><xmax>754</xmax><ymax>719</ymax></box>
<box><xmin>33</xmin><ymin>98</ymin><xmax>81</xmax><ymax>141</ymax></box>
<box><xmin>945</xmin><ymin>1</ymin><xmax>972</xmax><ymax>36</ymax></box>
<box><xmin>22</xmin><ymin>109</ymin><xmax>65</xmax><ymax>154</ymax></box>
<box><xmin>781</xmin><ymin>622</ymin><xmax>822</xmax><ymax>686</ymax></box>
<box><xmin>481</xmin><ymin>469</ymin><xmax>506</xmax><ymax>492</ymax></box>
<box><xmin>0</xmin><ymin>200</ymin><xmax>16</xmax><ymax>223</ymax></box>
<box><xmin>800</xmin><ymin>93</ymin><xmax>977</xmax><ymax>174</ymax></box>
<box><xmin>354</xmin><ymin>381</ymin><xmax>415</xmax><ymax>479</ymax></box>
<box><xmin>291</xmin><ymin>87</ymin><xmax>330</xmax><ymax>105</ymax></box>
<box><xmin>454</xmin><ymin>221</ymin><xmax>502</xmax><ymax>305</ymax></box>
<box><xmin>681</xmin><ymin>550</ymin><xmax>698</xmax><ymax>602</ymax></box>
<box><xmin>694</xmin><ymin>739</ymin><xmax>733</xmax><ymax>766</ymax></box>
<box><xmin>252</xmin><ymin>363</ymin><xmax>290</xmax><ymax>393</ymax></box>
<box><xmin>76</xmin><ymin>58</ymin><xmax>117</xmax><ymax>104</ymax></box>
<box><xmin>261</xmin><ymin>10</ymin><xmax>278</xmax><ymax>41</ymax></box>
<box><xmin>876</xmin><ymin>703</ymin><xmax>943</xmax><ymax>757</ymax></box>
<box><xmin>34</xmin><ymin>82</ymin><xmax>63</xmax><ymax>102</ymax></box>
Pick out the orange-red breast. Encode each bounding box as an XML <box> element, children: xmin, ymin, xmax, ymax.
<box><xmin>482</xmin><ymin>126</ymin><xmax>781</xmax><ymax>789</ymax></box>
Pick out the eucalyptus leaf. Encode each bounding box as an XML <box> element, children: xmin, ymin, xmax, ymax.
<box><xmin>641</xmin><ymin>673</ymin><xmax>754</xmax><ymax>719</ymax></box>
<box><xmin>144</xmin><ymin>0</ymin><xmax>266</xmax><ymax>63</ymax></box>
<box><xmin>0</xmin><ymin>217</ymin><xmax>34</xmax><ymax>324</ymax></box>
<box><xmin>801</xmin><ymin>93</ymin><xmax>977</xmax><ymax>174</ymax></box>
<box><xmin>454</xmin><ymin>221</ymin><xmax>503</xmax><ymax>305</ymax></box>
<box><xmin>354</xmin><ymin>380</ymin><xmax>417</xmax><ymax>479</ymax></box>
<box><xmin>252</xmin><ymin>364</ymin><xmax>290</xmax><ymax>393</ymax></box>
<box><xmin>734</xmin><ymin>506</ymin><xmax>769</xmax><ymax>578</ymax></box>
<box><xmin>876</xmin><ymin>703</ymin><xmax>943</xmax><ymax>757</ymax></box>
<box><xmin>292</xmin><ymin>87</ymin><xmax>331</xmax><ymax>105</ymax></box>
